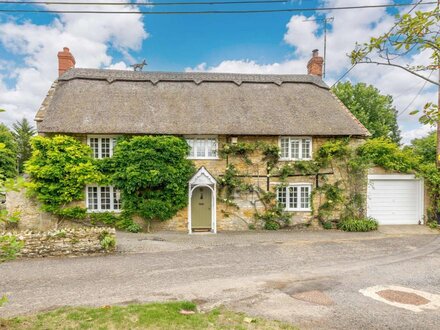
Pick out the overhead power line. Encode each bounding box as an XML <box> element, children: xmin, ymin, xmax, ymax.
<box><xmin>0</xmin><ymin>0</ymin><xmax>291</xmax><ymax>6</ymax></box>
<box><xmin>0</xmin><ymin>2</ymin><xmax>436</xmax><ymax>15</ymax></box>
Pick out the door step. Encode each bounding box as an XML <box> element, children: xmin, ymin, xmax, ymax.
<box><xmin>192</xmin><ymin>228</ymin><xmax>211</xmax><ymax>232</ymax></box>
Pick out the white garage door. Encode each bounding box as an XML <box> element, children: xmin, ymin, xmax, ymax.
<box><xmin>367</xmin><ymin>175</ymin><xmax>424</xmax><ymax>225</ymax></box>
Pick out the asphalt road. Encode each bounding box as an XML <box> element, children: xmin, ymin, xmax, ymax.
<box><xmin>1</xmin><ymin>228</ymin><xmax>440</xmax><ymax>329</ymax></box>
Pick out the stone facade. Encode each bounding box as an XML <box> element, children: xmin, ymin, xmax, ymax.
<box><xmin>21</xmin><ymin>134</ymin><xmax>367</xmax><ymax>232</ymax></box>
<box><xmin>1</xmin><ymin>227</ymin><xmax>116</xmax><ymax>258</ymax></box>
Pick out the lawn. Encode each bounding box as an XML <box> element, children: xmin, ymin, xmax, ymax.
<box><xmin>0</xmin><ymin>301</ymin><xmax>296</xmax><ymax>330</ymax></box>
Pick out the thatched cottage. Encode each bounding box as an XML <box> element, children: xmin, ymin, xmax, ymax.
<box><xmin>35</xmin><ymin>47</ymin><xmax>405</xmax><ymax>233</ymax></box>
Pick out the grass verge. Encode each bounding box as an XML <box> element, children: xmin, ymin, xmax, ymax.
<box><xmin>0</xmin><ymin>301</ymin><xmax>297</xmax><ymax>330</ymax></box>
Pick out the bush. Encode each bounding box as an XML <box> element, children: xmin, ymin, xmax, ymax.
<box><xmin>264</xmin><ymin>221</ymin><xmax>280</xmax><ymax>231</ymax></box>
<box><xmin>99</xmin><ymin>231</ymin><xmax>116</xmax><ymax>250</ymax></box>
<box><xmin>322</xmin><ymin>221</ymin><xmax>333</xmax><ymax>230</ymax></box>
<box><xmin>90</xmin><ymin>212</ymin><xmax>141</xmax><ymax>233</ymax></box>
<box><xmin>428</xmin><ymin>221</ymin><xmax>438</xmax><ymax>230</ymax></box>
<box><xmin>338</xmin><ymin>217</ymin><xmax>378</xmax><ymax>232</ymax></box>
<box><xmin>0</xmin><ymin>235</ymin><xmax>24</xmax><ymax>262</ymax></box>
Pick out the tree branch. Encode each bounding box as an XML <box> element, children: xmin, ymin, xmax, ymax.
<box><xmin>356</xmin><ymin>60</ymin><xmax>440</xmax><ymax>86</ymax></box>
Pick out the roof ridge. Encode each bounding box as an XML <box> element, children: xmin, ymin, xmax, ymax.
<box><xmin>58</xmin><ymin>68</ymin><xmax>330</xmax><ymax>89</ymax></box>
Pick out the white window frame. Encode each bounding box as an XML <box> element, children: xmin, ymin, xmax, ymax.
<box><xmin>86</xmin><ymin>185</ymin><xmax>121</xmax><ymax>213</ymax></box>
<box><xmin>87</xmin><ymin>135</ymin><xmax>119</xmax><ymax>159</ymax></box>
<box><xmin>279</xmin><ymin>137</ymin><xmax>312</xmax><ymax>160</ymax></box>
<box><xmin>276</xmin><ymin>184</ymin><xmax>312</xmax><ymax>211</ymax></box>
<box><xmin>185</xmin><ymin>136</ymin><xmax>219</xmax><ymax>160</ymax></box>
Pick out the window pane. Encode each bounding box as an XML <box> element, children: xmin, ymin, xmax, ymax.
<box><xmin>89</xmin><ymin>138</ymin><xmax>99</xmax><ymax>158</ymax></box>
<box><xmin>289</xmin><ymin>187</ymin><xmax>298</xmax><ymax>209</ymax></box>
<box><xmin>196</xmin><ymin>139</ymin><xmax>205</xmax><ymax>157</ymax></box>
<box><xmin>291</xmin><ymin>140</ymin><xmax>300</xmax><ymax>159</ymax></box>
<box><xmin>207</xmin><ymin>138</ymin><xmax>217</xmax><ymax>157</ymax></box>
<box><xmin>101</xmin><ymin>138</ymin><xmax>111</xmax><ymax>158</ymax></box>
<box><xmin>277</xmin><ymin>187</ymin><xmax>287</xmax><ymax>208</ymax></box>
<box><xmin>300</xmin><ymin>186</ymin><xmax>310</xmax><ymax>209</ymax></box>
<box><xmin>87</xmin><ymin>187</ymin><xmax>98</xmax><ymax>210</ymax></box>
<box><xmin>113</xmin><ymin>189</ymin><xmax>121</xmax><ymax>210</ymax></box>
<box><xmin>280</xmin><ymin>137</ymin><xmax>289</xmax><ymax>158</ymax></box>
<box><xmin>302</xmin><ymin>139</ymin><xmax>311</xmax><ymax>159</ymax></box>
<box><xmin>187</xmin><ymin>139</ymin><xmax>195</xmax><ymax>157</ymax></box>
<box><xmin>100</xmin><ymin>187</ymin><xmax>111</xmax><ymax>210</ymax></box>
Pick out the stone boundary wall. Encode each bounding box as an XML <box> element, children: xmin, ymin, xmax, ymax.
<box><xmin>1</xmin><ymin>227</ymin><xmax>116</xmax><ymax>258</ymax></box>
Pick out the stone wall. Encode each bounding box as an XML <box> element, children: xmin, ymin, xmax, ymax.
<box><xmin>1</xmin><ymin>227</ymin><xmax>116</xmax><ymax>258</ymax></box>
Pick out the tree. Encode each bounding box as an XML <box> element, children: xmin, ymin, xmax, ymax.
<box><xmin>407</xmin><ymin>131</ymin><xmax>437</xmax><ymax>164</ymax></box>
<box><xmin>349</xmin><ymin>5</ymin><xmax>440</xmax><ymax>165</ymax></box>
<box><xmin>111</xmin><ymin>136</ymin><xmax>195</xmax><ymax>231</ymax></box>
<box><xmin>12</xmin><ymin>118</ymin><xmax>36</xmax><ymax>173</ymax></box>
<box><xmin>332</xmin><ymin>82</ymin><xmax>401</xmax><ymax>143</ymax></box>
<box><xmin>0</xmin><ymin>124</ymin><xmax>17</xmax><ymax>179</ymax></box>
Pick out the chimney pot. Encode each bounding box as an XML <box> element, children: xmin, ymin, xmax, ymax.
<box><xmin>307</xmin><ymin>49</ymin><xmax>323</xmax><ymax>77</ymax></box>
<box><xmin>57</xmin><ymin>46</ymin><xmax>75</xmax><ymax>77</ymax></box>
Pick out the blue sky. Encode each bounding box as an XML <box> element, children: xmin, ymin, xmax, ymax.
<box><xmin>0</xmin><ymin>0</ymin><xmax>437</xmax><ymax>143</ymax></box>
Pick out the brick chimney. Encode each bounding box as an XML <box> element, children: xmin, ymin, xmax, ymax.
<box><xmin>57</xmin><ymin>47</ymin><xmax>75</xmax><ymax>77</ymax></box>
<box><xmin>307</xmin><ymin>49</ymin><xmax>323</xmax><ymax>77</ymax></box>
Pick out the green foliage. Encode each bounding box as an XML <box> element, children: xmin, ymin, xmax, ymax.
<box><xmin>254</xmin><ymin>189</ymin><xmax>291</xmax><ymax>230</ymax></box>
<box><xmin>322</xmin><ymin>221</ymin><xmax>333</xmax><ymax>230</ymax></box>
<box><xmin>315</xmin><ymin>139</ymin><xmax>368</xmax><ymax>223</ymax></box>
<box><xmin>26</xmin><ymin>135</ymin><xmax>103</xmax><ymax>213</ymax></box>
<box><xmin>0</xmin><ymin>209</ymin><xmax>20</xmax><ymax>230</ymax></box>
<box><xmin>357</xmin><ymin>137</ymin><xmax>418</xmax><ymax>173</ymax></box>
<box><xmin>111</xmin><ymin>136</ymin><xmax>195</xmax><ymax>228</ymax></box>
<box><xmin>99</xmin><ymin>231</ymin><xmax>116</xmax><ymax>250</ymax></box>
<box><xmin>90</xmin><ymin>212</ymin><xmax>141</xmax><ymax>233</ymax></box>
<box><xmin>350</xmin><ymin>7</ymin><xmax>440</xmax><ymax>125</ymax></box>
<box><xmin>407</xmin><ymin>131</ymin><xmax>437</xmax><ymax>164</ymax></box>
<box><xmin>0</xmin><ymin>235</ymin><xmax>23</xmax><ymax>262</ymax></box>
<box><xmin>0</xmin><ymin>124</ymin><xmax>17</xmax><ymax>179</ymax></box>
<box><xmin>337</xmin><ymin>217</ymin><xmax>378</xmax><ymax>232</ymax></box>
<box><xmin>12</xmin><ymin>118</ymin><xmax>36</xmax><ymax>173</ymax></box>
<box><xmin>332</xmin><ymin>82</ymin><xmax>401</xmax><ymax>143</ymax></box>
<box><xmin>264</xmin><ymin>220</ymin><xmax>280</xmax><ymax>230</ymax></box>
<box><xmin>428</xmin><ymin>221</ymin><xmax>438</xmax><ymax>230</ymax></box>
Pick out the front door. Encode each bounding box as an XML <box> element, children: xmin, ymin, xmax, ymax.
<box><xmin>191</xmin><ymin>187</ymin><xmax>212</xmax><ymax>230</ymax></box>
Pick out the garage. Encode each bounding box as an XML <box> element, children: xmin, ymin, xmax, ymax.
<box><xmin>367</xmin><ymin>174</ymin><xmax>424</xmax><ymax>225</ymax></box>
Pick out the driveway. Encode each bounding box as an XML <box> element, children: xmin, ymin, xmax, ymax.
<box><xmin>1</xmin><ymin>226</ymin><xmax>439</xmax><ymax>329</ymax></box>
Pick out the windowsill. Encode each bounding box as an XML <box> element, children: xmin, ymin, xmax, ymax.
<box><xmin>279</xmin><ymin>158</ymin><xmax>312</xmax><ymax>161</ymax></box>
<box><xmin>86</xmin><ymin>209</ymin><xmax>122</xmax><ymax>213</ymax></box>
<box><xmin>284</xmin><ymin>209</ymin><xmax>312</xmax><ymax>212</ymax></box>
<box><xmin>188</xmin><ymin>157</ymin><xmax>220</xmax><ymax>160</ymax></box>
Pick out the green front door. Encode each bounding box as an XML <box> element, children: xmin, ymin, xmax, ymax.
<box><xmin>191</xmin><ymin>187</ymin><xmax>212</xmax><ymax>230</ymax></box>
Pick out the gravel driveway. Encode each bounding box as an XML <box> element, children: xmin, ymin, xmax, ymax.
<box><xmin>1</xmin><ymin>226</ymin><xmax>439</xmax><ymax>329</ymax></box>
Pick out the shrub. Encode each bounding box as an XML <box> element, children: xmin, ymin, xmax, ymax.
<box><xmin>264</xmin><ymin>221</ymin><xmax>280</xmax><ymax>231</ymax></box>
<box><xmin>338</xmin><ymin>217</ymin><xmax>378</xmax><ymax>232</ymax></box>
<box><xmin>90</xmin><ymin>212</ymin><xmax>141</xmax><ymax>233</ymax></box>
<box><xmin>99</xmin><ymin>231</ymin><xmax>116</xmax><ymax>250</ymax></box>
<box><xmin>322</xmin><ymin>221</ymin><xmax>333</xmax><ymax>230</ymax></box>
<box><xmin>0</xmin><ymin>235</ymin><xmax>24</xmax><ymax>262</ymax></box>
<box><xmin>428</xmin><ymin>221</ymin><xmax>438</xmax><ymax>230</ymax></box>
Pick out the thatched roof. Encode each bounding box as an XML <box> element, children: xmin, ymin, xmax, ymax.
<box><xmin>35</xmin><ymin>68</ymin><xmax>369</xmax><ymax>136</ymax></box>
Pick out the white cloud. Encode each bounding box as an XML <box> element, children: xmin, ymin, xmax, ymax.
<box><xmin>0</xmin><ymin>0</ymin><xmax>148</xmax><ymax>126</ymax></box>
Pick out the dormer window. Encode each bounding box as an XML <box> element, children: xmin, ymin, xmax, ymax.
<box><xmin>186</xmin><ymin>136</ymin><xmax>218</xmax><ymax>159</ymax></box>
<box><xmin>280</xmin><ymin>137</ymin><xmax>312</xmax><ymax>160</ymax></box>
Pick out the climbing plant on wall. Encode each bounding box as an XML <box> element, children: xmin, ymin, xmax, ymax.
<box><xmin>110</xmin><ymin>135</ymin><xmax>195</xmax><ymax>232</ymax></box>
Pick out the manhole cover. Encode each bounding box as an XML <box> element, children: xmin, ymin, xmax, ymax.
<box><xmin>377</xmin><ymin>290</ymin><xmax>430</xmax><ymax>306</ymax></box>
<box><xmin>360</xmin><ymin>285</ymin><xmax>440</xmax><ymax>313</ymax></box>
<box><xmin>291</xmin><ymin>290</ymin><xmax>334</xmax><ymax>306</ymax></box>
